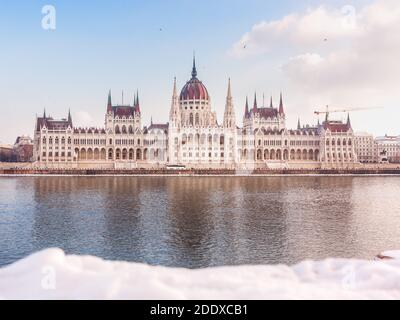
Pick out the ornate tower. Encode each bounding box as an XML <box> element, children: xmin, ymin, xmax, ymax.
<box><xmin>223</xmin><ymin>78</ymin><xmax>236</xmax><ymax>129</ymax></box>
<box><xmin>105</xmin><ymin>90</ymin><xmax>114</xmax><ymax>130</ymax></box>
<box><xmin>169</xmin><ymin>77</ymin><xmax>180</xmax><ymax>128</ymax></box>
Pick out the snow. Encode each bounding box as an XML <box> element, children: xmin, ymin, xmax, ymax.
<box><xmin>1</xmin><ymin>248</ymin><xmax>400</xmax><ymax>299</ymax></box>
<box><xmin>379</xmin><ymin>251</ymin><xmax>400</xmax><ymax>260</ymax></box>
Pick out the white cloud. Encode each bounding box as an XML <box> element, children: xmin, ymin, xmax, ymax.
<box><xmin>230</xmin><ymin>0</ymin><xmax>400</xmax><ymax>135</ymax></box>
<box><xmin>74</xmin><ymin>111</ymin><xmax>102</xmax><ymax>128</ymax></box>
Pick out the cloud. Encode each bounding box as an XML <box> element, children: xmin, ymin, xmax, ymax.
<box><xmin>74</xmin><ymin>111</ymin><xmax>101</xmax><ymax>128</ymax></box>
<box><xmin>230</xmin><ymin>5</ymin><xmax>360</xmax><ymax>58</ymax></box>
<box><xmin>230</xmin><ymin>0</ymin><xmax>400</xmax><ymax>134</ymax></box>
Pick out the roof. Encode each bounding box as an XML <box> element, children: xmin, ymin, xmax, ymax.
<box><xmin>180</xmin><ymin>57</ymin><xmax>209</xmax><ymax>101</ymax></box>
<box><xmin>113</xmin><ymin>106</ymin><xmax>136</xmax><ymax>118</ymax></box>
<box><xmin>36</xmin><ymin>117</ymin><xmax>72</xmax><ymax>131</ymax></box>
<box><xmin>252</xmin><ymin>107</ymin><xmax>279</xmax><ymax>119</ymax></box>
<box><xmin>146</xmin><ymin>123</ymin><xmax>169</xmax><ymax>134</ymax></box>
<box><xmin>323</xmin><ymin>121</ymin><xmax>351</xmax><ymax>133</ymax></box>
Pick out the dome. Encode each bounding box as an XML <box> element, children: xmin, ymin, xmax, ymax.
<box><xmin>180</xmin><ymin>58</ymin><xmax>209</xmax><ymax>101</ymax></box>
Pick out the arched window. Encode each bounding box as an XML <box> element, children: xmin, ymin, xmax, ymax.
<box><xmin>115</xmin><ymin>125</ymin><xmax>121</xmax><ymax>134</ymax></box>
<box><xmin>195</xmin><ymin>113</ymin><xmax>199</xmax><ymax>125</ymax></box>
<box><xmin>42</xmin><ymin>137</ymin><xmax>46</xmax><ymax>144</ymax></box>
<box><xmin>67</xmin><ymin>137</ymin><xmax>71</xmax><ymax>144</ymax></box>
<box><xmin>122</xmin><ymin>126</ymin><xmax>127</xmax><ymax>134</ymax></box>
<box><xmin>189</xmin><ymin>113</ymin><xmax>194</xmax><ymax>126</ymax></box>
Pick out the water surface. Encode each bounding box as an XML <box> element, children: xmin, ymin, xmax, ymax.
<box><xmin>1</xmin><ymin>176</ymin><xmax>400</xmax><ymax>268</ymax></box>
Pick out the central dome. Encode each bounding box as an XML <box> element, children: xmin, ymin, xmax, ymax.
<box><xmin>180</xmin><ymin>58</ymin><xmax>209</xmax><ymax>101</ymax></box>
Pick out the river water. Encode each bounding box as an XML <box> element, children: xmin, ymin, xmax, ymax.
<box><xmin>1</xmin><ymin>176</ymin><xmax>399</xmax><ymax>268</ymax></box>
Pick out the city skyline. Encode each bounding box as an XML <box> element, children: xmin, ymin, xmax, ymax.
<box><xmin>1</xmin><ymin>0</ymin><xmax>399</xmax><ymax>144</ymax></box>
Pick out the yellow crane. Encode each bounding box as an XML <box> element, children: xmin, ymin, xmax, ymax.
<box><xmin>314</xmin><ymin>105</ymin><xmax>383</xmax><ymax>120</ymax></box>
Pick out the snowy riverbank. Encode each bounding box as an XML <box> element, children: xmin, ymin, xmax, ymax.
<box><xmin>1</xmin><ymin>249</ymin><xmax>400</xmax><ymax>299</ymax></box>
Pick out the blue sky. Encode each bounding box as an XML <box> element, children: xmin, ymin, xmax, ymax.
<box><xmin>1</xmin><ymin>0</ymin><xmax>397</xmax><ymax>144</ymax></box>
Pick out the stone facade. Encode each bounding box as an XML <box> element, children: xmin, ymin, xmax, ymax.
<box><xmin>33</xmin><ymin>58</ymin><xmax>359</xmax><ymax>169</ymax></box>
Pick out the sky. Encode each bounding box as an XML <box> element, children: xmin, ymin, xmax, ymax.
<box><xmin>0</xmin><ymin>0</ymin><xmax>399</xmax><ymax>144</ymax></box>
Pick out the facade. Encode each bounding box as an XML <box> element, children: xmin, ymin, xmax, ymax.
<box><xmin>0</xmin><ymin>137</ymin><xmax>34</xmax><ymax>162</ymax></box>
<box><xmin>0</xmin><ymin>144</ymin><xmax>14</xmax><ymax>162</ymax></box>
<box><xmin>33</xmin><ymin>58</ymin><xmax>359</xmax><ymax>169</ymax></box>
<box><xmin>355</xmin><ymin>132</ymin><xmax>376</xmax><ymax>163</ymax></box>
<box><xmin>375</xmin><ymin>135</ymin><xmax>400</xmax><ymax>163</ymax></box>
<box><xmin>13</xmin><ymin>136</ymin><xmax>34</xmax><ymax>162</ymax></box>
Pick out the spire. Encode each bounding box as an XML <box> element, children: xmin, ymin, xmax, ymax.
<box><xmin>173</xmin><ymin>77</ymin><xmax>177</xmax><ymax>98</ymax></box>
<box><xmin>297</xmin><ymin>118</ymin><xmax>301</xmax><ymax>130</ymax></box>
<box><xmin>151</xmin><ymin>116</ymin><xmax>153</xmax><ymax>125</ymax></box>
<box><xmin>245</xmin><ymin>96</ymin><xmax>249</xmax><ymax>118</ymax></box>
<box><xmin>107</xmin><ymin>90</ymin><xmax>112</xmax><ymax>113</ymax></box>
<box><xmin>279</xmin><ymin>92</ymin><xmax>284</xmax><ymax>115</ymax></box>
<box><xmin>136</xmin><ymin>90</ymin><xmax>141</xmax><ymax>114</ymax></box>
<box><xmin>170</xmin><ymin>77</ymin><xmax>180</xmax><ymax>123</ymax></box>
<box><xmin>191</xmin><ymin>53</ymin><xmax>197</xmax><ymax>79</ymax></box>
<box><xmin>347</xmin><ymin>113</ymin><xmax>351</xmax><ymax>128</ymax></box>
<box><xmin>270</xmin><ymin>96</ymin><xmax>273</xmax><ymax>108</ymax></box>
<box><xmin>68</xmin><ymin>109</ymin><xmax>72</xmax><ymax>124</ymax></box>
<box><xmin>43</xmin><ymin>108</ymin><xmax>46</xmax><ymax>118</ymax></box>
<box><xmin>253</xmin><ymin>92</ymin><xmax>258</xmax><ymax>112</ymax></box>
<box><xmin>227</xmin><ymin>78</ymin><xmax>232</xmax><ymax>99</ymax></box>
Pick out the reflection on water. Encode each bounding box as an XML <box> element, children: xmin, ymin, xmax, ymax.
<box><xmin>1</xmin><ymin>176</ymin><xmax>400</xmax><ymax>268</ymax></box>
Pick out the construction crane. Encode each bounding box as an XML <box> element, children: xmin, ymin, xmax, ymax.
<box><xmin>314</xmin><ymin>105</ymin><xmax>383</xmax><ymax>120</ymax></box>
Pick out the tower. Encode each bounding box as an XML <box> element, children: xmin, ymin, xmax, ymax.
<box><xmin>169</xmin><ymin>77</ymin><xmax>180</xmax><ymax>128</ymax></box>
<box><xmin>223</xmin><ymin>78</ymin><xmax>236</xmax><ymax>129</ymax></box>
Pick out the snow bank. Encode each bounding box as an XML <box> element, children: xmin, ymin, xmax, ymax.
<box><xmin>1</xmin><ymin>249</ymin><xmax>400</xmax><ymax>299</ymax></box>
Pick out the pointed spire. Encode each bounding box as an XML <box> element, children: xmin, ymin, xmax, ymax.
<box><xmin>43</xmin><ymin>108</ymin><xmax>46</xmax><ymax>118</ymax></box>
<box><xmin>253</xmin><ymin>92</ymin><xmax>258</xmax><ymax>112</ymax></box>
<box><xmin>270</xmin><ymin>96</ymin><xmax>273</xmax><ymax>108</ymax></box>
<box><xmin>245</xmin><ymin>96</ymin><xmax>249</xmax><ymax>118</ymax></box>
<box><xmin>173</xmin><ymin>77</ymin><xmax>177</xmax><ymax>97</ymax></box>
<box><xmin>227</xmin><ymin>78</ymin><xmax>232</xmax><ymax>99</ymax></box>
<box><xmin>297</xmin><ymin>118</ymin><xmax>301</xmax><ymax>130</ymax></box>
<box><xmin>347</xmin><ymin>113</ymin><xmax>351</xmax><ymax>128</ymax></box>
<box><xmin>136</xmin><ymin>90</ymin><xmax>141</xmax><ymax>114</ymax></box>
<box><xmin>191</xmin><ymin>53</ymin><xmax>197</xmax><ymax>79</ymax></box>
<box><xmin>151</xmin><ymin>116</ymin><xmax>153</xmax><ymax>125</ymax></box>
<box><xmin>68</xmin><ymin>109</ymin><xmax>72</xmax><ymax>124</ymax></box>
<box><xmin>107</xmin><ymin>90</ymin><xmax>112</xmax><ymax>113</ymax></box>
<box><xmin>279</xmin><ymin>92</ymin><xmax>284</xmax><ymax>115</ymax></box>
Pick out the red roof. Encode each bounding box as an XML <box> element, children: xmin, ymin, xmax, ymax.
<box><xmin>113</xmin><ymin>106</ymin><xmax>135</xmax><ymax>118</ymax></box>
<box><xmin>36</xmin><ymin>117</ymin><xmax>72</xmax><ymax>131</ymax></box>
<box><xmin>323</xmin><ymin>121</ymin><xmax>351</xmax><ymax>133</ymax></box>
<box><xmin>253</xmin><ymin>107</ymin><xmax>278</xmax><ymax>119</ymax></box>
<box><xmin>180</xmin><ymin>78</ymin><xmax>209</xmax><ymax>101</ymax></box>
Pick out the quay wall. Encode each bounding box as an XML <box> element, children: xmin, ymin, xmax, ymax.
<box><xmin>2</xmin><ymin>167</ymin><xmax>400</xmax><ymax>176</ymax></box>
